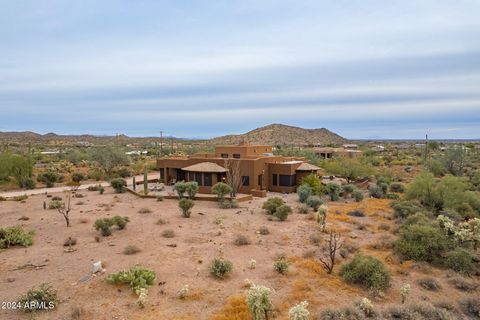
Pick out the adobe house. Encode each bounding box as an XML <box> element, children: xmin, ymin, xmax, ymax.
<box><xmin>313</xmin><ymin>147</ymin><xmax>362</xmax><ymax>159</ymax></box>
<box><xmin>156</xmin><ymin>142</ymin><xmax>321</xmax><ymax>196</ymax></box>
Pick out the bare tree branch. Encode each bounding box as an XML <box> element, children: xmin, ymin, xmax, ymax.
<box><xmin>224</xmin><ymin>159</ymin><xmax>242</xmax><ymax>197</ymax></box>
<box><xmin>318</xmin><ymin>231</ymin><xmax>342</xmax><ymax>274</ymax></box>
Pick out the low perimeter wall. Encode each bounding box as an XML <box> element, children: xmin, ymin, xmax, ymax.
<box><xmin>126</xmin><ymin>188</ymin><xmax>253</xmax><ymax>202</ymax></box>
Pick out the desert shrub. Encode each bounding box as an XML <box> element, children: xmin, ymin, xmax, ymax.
<box><xmin>48</xmin><ymin>199</ymin><xmax>63</xmax><ymax>209</ymax></box>
<box><xmin>378</xmin><ymin>182</ymin><xmax>389</xmax><ymax>194</ymax></box>
<box><xmin>348</xmin><ymin>210</ymin><xmax>365</xmax><ymax>217</ymax></box>
<box><xmin>87</xmin><ymin>184</ymin><xmax>100</xmax><ymax>191</ymax></box>
<box><xmin>37</xmin><ymin>171</ymin><xmax>59</xmax><ymax>188</ymax></box>
<box><xmin>212</xmin><ymin>182</ymin><xmax>232</xmax><ymax>201</ymax></box>
<box><xmin>88</xmin><ymin>168</ymin><xmax>104</xmax><ymax>181</ymax></box>
<box><xmin>352</xmin><ymin>190</ymin><xmax>364</xmax><ymax>202</ymax></box>
<box><xmin>258</xmin><ymin>226</ymin><xmax>270</xmax><ymax>235</ymax></box>
<box><xmin>17</xmin><ymin>283</ymin><xmax>58</xmax><ymax>313</ymax></box>
<box><xmin>342</xmin><ymin>184</ymin><xmax>357</xmax><ymax>196</ymax></box>
<box><xmin>309</xmin><ymin>232</ymin><xmax>322</xmax><ymax>245</ymax></box>
<box><xmin>273</xmin><ymin>257</ymin><xmax>289</xmax><ymax>274</ymax></box>
<box><xmin>246</xmin><ymin>284</ymin><xmax>273</xmax><ymax>320</ymax></box>
<box><xmin>234</xmin><ymin>234</ymin><xmax>251</xmax><ymax>246</ymax></box>
<box><xmin>138</xmin><ymin>207</ymin><xmax>152</xmax><ymax>214</ymax></box>
<box><xmin>297</xmin><ymin>184</ymin><xmax>312</xmax><ymax>203</ymax></box>
<box><xmin>156</xmin><ymin>218</ymin><xmax>168</xmax><ymax>225</ymax></box>
<box><xmin>185</xmin><ymin>181</ymin><xmax>199</xmax><ymax>199</ymax></box>
<box><xmin>390</xmin><ymin>182</ymin><xmax>405</xmax><ymax>193</ymax></box>
<box><xmin>94</xmin><ymin>216</ymin><xmax>129</xmax><ymax>236</ymax></box>
<box><xmin>114</xmin><ymin>167</ymin><xmax>131</xmax><ymax>178</ymax></box>
<box><xmin>179</xmin><ymin>198</ymin><xmax>194</xmax><ymax>218</ymax></box>
<box><xmin>326</xmin><ymin>183</ymin><xmax>341</xmax><ymax>201</ymax></box>
<box><xmin>297</xmin><ymin>204</ymin><xmax>310</xmax><ymax>214</ymax></box>
<box><xmin>417</xmin><ymin>278</ymin><xmax>441</xmax><ymax>291</ymax></box>
<box><xmin>459</xmin><ymin>297</ymin><xmax>480</xmax><ymax>319</ymax></box>
<box><xmin>317</xmin><ymin>306</ymin><xmax>365</xmax><ymax>320</ymax></box>
<box><xmin>274</xmin><ymin>204</ymin><xmax>291</xmax><ymax>221</ymax></box>
<box><xmin>444</xmin><ymin>248</ymin><xmax>475</xmax><ymax>275</ymax></box>
<box><xmin>161</xmin><ymin>229</ymin><xmax>175</xmax><ymax>238</ymax></box>
<box><xmin>301</xmin><ymin>173</ymin><xmax>324</xmax><ymax>194</ymax></box>
<box><xmin>383</xmin><ymin>302</ymin><xmax>460</xmax><ymax>320</ymax></box>
<box><xmin>173</xmin><ymin>181</ymin><xmax>187</xmax><ymax>198</ymax></box>
<box><xmin>341</xmin><ymin>254</ymin><xmax>390</xmax><ymax>292</ymax></box>
<box><xmin>219</xmin><ymin>200</ymin><xmax>239</xmax><ymax>209</ymax></box>
<box><xmin>306</xmin><ymin>196</ymin><xmax>323</xmax><ymax>211</ymax></box>
<box><xmin>63</xmin><ymin>237</ymin><xmax>77</xmax><ymax>246</ymax></box>
<box><xmin>210</xmin><ymin>257</ymin><xmax>233</xmax><ymax>279</ymax></box>
<box><xmin>106</xmin><ymin>266</ymin><xmax>156</xmax><ymax>307</ymax></box>
<box><xmin>385</xmin><ymin>193</ymin><xmax>400</xmax><ymax>200</ymax></box>
<box><xmin>395</xmin><ymin>223</ymin><xmax>452</xmax><ymax>262</ymax></box>
<box><xmin>368</xmin><ymin>185</ymin><xmax>384</xmax><ymax>199</ymax></box>
<box><xmin>111</xmin><ymin>216</ymin><xmax>129</xmax><ymax>229</ymax></box>
<box><xmin>391</xmin><ymin>200</ymin><xmax>425</xmax><ymax>219</ymax></box>
<box><xmin>262</xmin><ymin>197</ymin><xmax>285</xmax><ymax>214</ymax></box>
<box><xmin>12</xmin><ymin>194</ymin><xmax>28</xmax><ymax>201</ymax></box>
<box><xmin>20</xmin><ymin>177</ymin><xmax>35</xmax><ymax>189</ymax></box>
<box><xmin>449</xmin><ymin>277</ymin><xmax>478</xmax><ymax>292</ymax></box>
<box><xmin>71</xmin><ymin>172</ymin><xmax>85</xmax><ymax>183</ymax></box>
<box><xmin>289</xmin><ymin>301</ymin><xmax>309</xmax><ymax>320</ymax></box>
<box><xmin>123</xmin><ymin>245</ymin><xmax>141</xmax><ymax>255</ymax></box>
<box><xmin>110</xmin><ymin>178</ymin><xmax>127</xmax><ymax>193</ymax></box>
<box><xmin>0</xmin><ymin>226</ymin><xmax>34</xmax><ymax>249</ymax></box>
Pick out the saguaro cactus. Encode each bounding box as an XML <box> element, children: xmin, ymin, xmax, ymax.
<box><xmin>143</xmin><ymin>166</ymin><xmax>148</xmax><ymax>195</ymax></box>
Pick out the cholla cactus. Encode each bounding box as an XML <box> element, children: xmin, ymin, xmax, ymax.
<box><xmin>246</xmin><ymin>284</ymin><xmax>273</xmax><ymax>320</ymax></box>
<box><xmin>289</xmin><ymin>301</ymin><xmax>309</xmax><ymax>320</ymax></box>
<box><xmin>249</xmin><ymin>259</ymin><xmax>257</xmax><ymax>270</ymax></box>
<box><xmin>312</xmin><ymin>205</ymin><xmax>328</xmax><ymax>232</ymax></box>
<box><xmin>177</xmin><ymin>284</ymin><xmax>189</xmax><ymax>299</ymax></box>
<box><xmin>400</xmin><ymin>284</ymin><xmax>411</xmax><ymax>304</ymax></box>
<box><xmin>437</xmin><ymin>215</ymin><xmax>455</xmax><ymax>234</ymax></box>
<box><xmin>438</xmin><ymin>216</ymin><xmax>480</xmax><ymax>250</ymax></box>
<box><xmin>359</xmin><ymin>297</ymin><xmax>373</xmax><ymax>316</ymax></box>
<box><xmin>136</xmin><ymin>288</ymin><xmax>148</xmax><ymax>307</ymax></box>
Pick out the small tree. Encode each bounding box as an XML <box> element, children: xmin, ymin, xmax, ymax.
<box><xmin>262</xmin><ymin>197</ymin><xmax>285</xmax><ymax>215</ymax></box>
<box><xmin>318</xmin><ymin>231</ymin><xmax>342</xmax><ymax>274</ymax></box>
<box><xmin>325</xmin><ymin>183</ymin><xmax>340</xmax><ymax>201</ymax></box>
<box><xmin>174</xmin><ymin>181</ymin><xmax>188</xmax><ymax>199</ymax></box>
<box><xmin>179</xmin><ymin>198</ymin><xmax>194</xmax><ymax>218</ymax></box>
<box><xmin>58</xmin><ymin>190</ymin><xmax>72</xmax><ymax>227</ymax></box>
<box><xmin>246</xmin><ymin>284</ymin><xmax>273</xmax><ymax>320</ymax></box>
<box><xmin>212</xmin><ymin>182</ymin><xmax>232</xmax><ymax>202</ymax></box>
<box><xmin>71</xmin><ymin>172</ymin><xmax>85</xmax><ymax>183</ymax></box>
<box><xmin>297</xmin><ymin>184</ymin><xmax>312</xmax><ymax>203</ymax></box>
<box><xmin>306</xmin><ymin>196</ymin><xmax>323</xmax><ymax>211</ymax></box>
<box><xmin>301</xmin><ymin>174</ymin><xmax>324</xmax><ymax>194</ymax></box>
<box><xmin>185</xmin><ymin>181</ymin><xmax>199</xmax><ymax>199</ymax></box>
<box><xmin>111</xmin><ymin>178</ymin><xmax>127</xmax><ymax>193</ymax></box>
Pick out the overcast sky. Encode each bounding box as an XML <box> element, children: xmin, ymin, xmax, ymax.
<box><xmin>1</xmin><ymin>0</ymin><xmax>479</xmax><ymax>139</ymax></box>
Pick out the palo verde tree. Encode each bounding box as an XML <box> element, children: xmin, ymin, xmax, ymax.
<box><xmin>88</xmin><ymin>147</ymin><xmax>129</xmax><ymax>178</ymax></box>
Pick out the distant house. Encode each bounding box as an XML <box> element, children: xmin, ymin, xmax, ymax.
<box><xmin>126</xmin><ymin>150</ymin><xmax>148</xmax><ymax>155</ymax></box>
<box><xmin>342</xmin><ymin>144</ymin><xmax>358</xmax><ymax>150</ymax></box>
<box><xmin>157</xmin><ymin>142</ymin><xmax>321</xmax><ymax>195</ymax></box>
<box><xmin>313</xmin><ymin>147</ymin><xmax>362</xmax><ymax>159</ymax></box>
<box><xmin>372</xmin><ymin>145</ymin><xmax>385</xmax><ymax>152</ymax></box>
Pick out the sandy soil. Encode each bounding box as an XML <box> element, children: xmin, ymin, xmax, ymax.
<box><xmin>0</xmin><ymin>189</ymin><xmax>478</xmax><ymax>320</ymax></box>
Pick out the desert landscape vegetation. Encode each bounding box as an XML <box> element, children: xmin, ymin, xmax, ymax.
<box><xmin>1</xmin><ymin>124</ymin><xmax>480</xmax><ymax>320</ymax></box>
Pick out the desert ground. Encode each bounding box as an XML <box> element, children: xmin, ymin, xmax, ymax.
<box><xmin>1</xmin><ymin>186</ymin><xmax>478</xmax><ymax>320</ymax></box>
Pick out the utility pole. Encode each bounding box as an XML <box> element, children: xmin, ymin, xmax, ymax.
<box><xmin>424</xmin><ymin>134</ymin><xmax>429</xmax><ymax>163</ymax></box>
<box><xmin>160</xmin><ymin>131</ymin><xmax>163</xmax><ymax>158</ymax></box>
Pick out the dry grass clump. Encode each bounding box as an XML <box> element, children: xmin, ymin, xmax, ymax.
<box><xmin>18</xmin><ymin>215</ymin><xmax>30</xmax><ymax>221</ymax></box>
<box><xmin>378</xmin><ymin>223</ymin><xmax>391</xmax><ymax>231</ymax></box>
<box><xmin>370</xmin><ymin>235</ymin><xmax>395</xmax><ymax>250</ymax></box>
<box><xmin>449</xmin><ymin>277</ymin><xmax>478</xmax><ymax>292</ymax></box>
<box><xmin>459</xmin><ymin>297</ymin><xmax>480</xmax><ymax>319</ymax></box>
<box><xmin>70</xmin><ymin>306</ymin><xmax>85</xmax><ymax>320</ymax></box>
<box><xmin>156</xmin><ymin>217</ymin><xmax>168</xmax><ymax>225</ymax></box>
<box><xmin>79</xmin><ymin>218</ymin><xmax>89</xmax><ymax>224</ymax></box>
<box><xmin>234</xmin><ymin>234</ymin><xmax>251</xmax><ymax>246</ymax></box>
<box><xmin>138</xmin><ymin>207</ymin><xmax>152</xmax><ymax>214</ymax></box>
<box><xmin>75</xmin><ymin>201</ymin><xmax>85</xmax><ymax>205</ymax></box>
<box><xmin>123</xmin><ymin>245</ymin><xmax>141</xmax><ymax>255</ymax></box>
<box><xmin>212</xmin><ymin>294</ymin><xmax>250</xmax><ymax>320</ymax></box>
<box><xmin>347</xmin><ymin>210</ymin><xmax>365</xmax><ymax>217</ymax></box>
<box><xmin>63</xmin><ymin>237</ymin><xmax>77</xmax><ymax>246</ymax></box>
<box><xmin>162</xmin><ymin>229</ymin><xmax>175</xmax><ymax>238</ymax></box>
<box><xmin>257</xmin><ymin>226</ymin><xmax>270</xmax><ymax>235</ymax></box>
<box><xmin>417</xmin><ymin>278</ymin><xmax>441</xmax><ymax>291</ymax></box>
<box><xmin>309</xmin><ymin>232</ymin><xmax>322</xmax><ymax>246</ymax></box>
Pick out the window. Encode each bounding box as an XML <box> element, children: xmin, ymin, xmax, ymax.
<box><xmin>160</xmin><ymin>168</ymin><xmax>165</xmax><ymax>180</ymax></box>
<box><xmin>242</xmin><ymin>176</ymin><xmax>250</xmax><ymax>186</ymax></box>
<box><xmin>188</xmin><ymin>172</ymin><xmax>195</xmax><ymax>181</ymax></box>
<box><xmin>233</xmin><ymin>154</ymin><xmax>241</xmax><ymax>159</ymax></box>
<box><xmin>272</xmin><ymin>174</ymin><xmax>278</xmax><ymax>186</ymax></box>
<box><xmin>195</xmin><ymin>172</ymin><xmax>202</xmax><ymax>186</ymax></box>
<box><xmin>279</xmin><ymin>174</ymin><xmax>296</xmax><ymax>187</ymax></box>
<box><xmin>221</xmin><ymin>153</ymin><xmax>228</xmax><ymax>158</ymax></box>
<box><xmin>204</xmin><ymin>173</ymin><xmax>212</xmax><ymax>186</ymax></box>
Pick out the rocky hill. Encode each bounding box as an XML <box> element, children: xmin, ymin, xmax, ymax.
<box><xmin>210</xmin><ymin>124</ymin><xmax>346</xmax><ymax>146</ymax></box>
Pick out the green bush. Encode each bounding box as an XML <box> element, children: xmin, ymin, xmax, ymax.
<box><xmin>111</xmin><ymin>216</ymin><xmax>129</xmax><ymax>229</ymax></box>
<box><xmin>297</xmin><ymin>184</ymin><xmax>312</xmax><ymax>203</ymax></box>
<box><xmin>341</xmin><ymin>254</ymin><xmax>390</xmax><ymax>292</ymax></box>
<box><xmin>106</xmin><ymin>266</ymin><xmax>156</xmax><ymax>307</ymax></box>
<box><xmin>444</xmin><ymin>248</ymin><xmax>475</xmax><ymax>275</ymax></box>
<box><xmin>210</xmin><ymin>257</ymin><xmax>233</xmax><ymax>279</ymax></box>
<box><xmin>218</xmin><ymin>199</ymin><xmax>239</xmax><ymax>209</ymax></box>
<box><xmin>185</xmin><ymin>181</ymin><xmax>199</xmax><ymax>199</ymax></box>
<box><xmin>325</xmin><ymin>183</ymin><xmax>341</xmax><ymax>201</ymax></box>
<box><xmin>368</xmin><ymin>185</ymin><xmax>384</xmax><ymax>199</ymax></box>
<box><xmin>37</xmin><ymin>171</ymin><xmax>59</xmax><ymax>188</ymax></box>
<box><xmin>301</xmin><ymin>174</ymin><xmax>324</xmax><ymax>195</ymax></box>
<box><xmin>179</xmin><ymin>198</ymin><xmax>194</xmax><ymax>218</ymax></box>
<box><xmin>114</xmin><ymin>167</ymin><xmax>131</xmax><ymax>178</ymax></box>
<box><xmin>352</xmin><ymin>190</ymin><xmax>364</xmax><ymax>202</ymax></box>
<box><xmin>48</xmin><ymin>200</ymin><xmax>63</xmax><ymax>209</ymax></box>
<box><xmin>390</xmin><ymin>182</ymin><xmax>405</xmax><ymax>193</ymax></box>
<box><xmin>19</xmin><ymin>177</ymin><xmax>35</xmax><ymax>190</ymax></box>
<box><xmin>71</xmin><ymin>172</ymin><xmax>85</xmax><ymax>183</ymax></box>
<box><xmin>94</xmin><ymin>216</ymin><xmax>129</xmax><ymax>236</ymax></box>
<box><xmin>0</xmin><ymin>226</ymin><xmax>34</xmax><ymax>249</ymax></box>
<box><xmin>212</xmin><ymin>182</ymin><xmax>232</xmax><ymax>201</ymax></box>
<box><xmin>17</xmin><ymin>283</ymin><xmax>57</xmax><ymax>313</ymax></box>
<box><xmin>391</xmin><ymin>200</ymin><xmax>425</xmax><ymax>219</ymax></box>
<box><xmin>110</xmin><ymin>178</ymin><xmax>127</xmax><ymax>193</ymax></box>
<box><xmin>395</xmin><ymin>223</ymin><xmax>452</xmax><ymax>262</ymax></box>
<box><xmin>378</xmin><ymin>182</ymin><xmax>389</xmax><ymax>194</ymax></box>
<box><xmin>342</xmin><ymin>184</ymin><xmax>357</xmax><ymax>196</ymax></box>
<box><xmin>274</xmin><ymin>204</ymin><xmax>292</xmax><ymax>221</ymax></box>
<box><xmin>306</xmin><ymin>196</ymin><xmax>323</xmax><ymax>211</ymax></box>
<box><xmin>262</xmin><ymin>197</ymin><xmax>285</xmax><ymax>215</ymax></box>
<box><xmin>273</xmin><ymin>257</ymin><xmax>289</xmax><ymax>274</ymax></box>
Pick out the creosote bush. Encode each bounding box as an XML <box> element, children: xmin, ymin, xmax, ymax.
<box><xmin>210</xmin><ymin>257</ymin><xmax>233</xmax><ymax>279</ymax></box>
<box><xmin>179</xmin><ymin>198</ymin><xmax>194</xmax><ymax>218</ymax></box>
<box><xmin>17</xmin><ymin>283</ymin><xmax>58</xmax><ymax>313</ymax></box>
<box><xmin>234</xmin><ymin>234</ymin><xmax>251</xmax><ymax>246</ymax></box>
<box><xmin>0</xmin><ymin>226</ymin><xmax>34</xmax><ymax>249</ymax></box>
<box><xmin>262</xmin><ymin>197</ymin><xmax>285</xmax><ymax>214</ymax></box>
<box><xmin>106</xmin><ymin>266</ymin><xmax>156</xmax><ymax>307</ymax></box>
<box><xmin>110</xmin><ymin>178</ymin><xmax>127</xmax><ymax>193</ymax></box>
<box><xmin>94</xmin><ymin>216</ymin><xmax>129</xmax><ymax>236</ymax></box>
<box><xmin>341</xmin><ymin>254</ymin><xmax>390</xmax><ymax>292</ymax></box>
<box><xmin>274</xmin><ymin>204</ymin><xmax>292</xmax><ymax>221</ymax></box>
